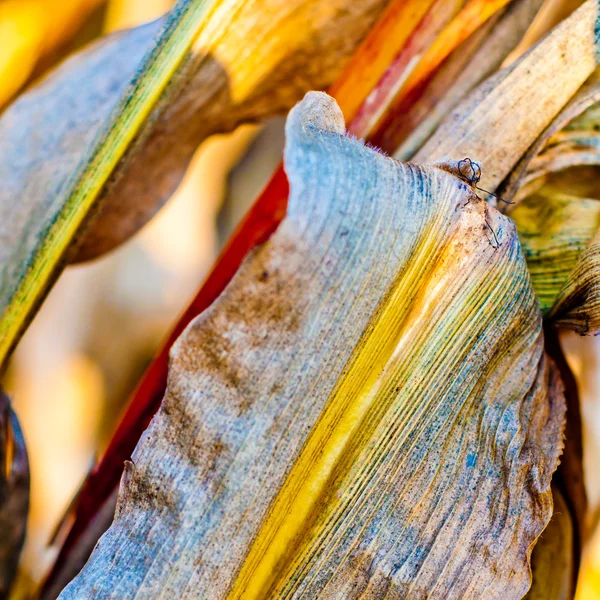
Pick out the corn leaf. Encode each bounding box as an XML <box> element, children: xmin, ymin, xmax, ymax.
<box><xmin>544</xmin><ymin>327</ymin><xmax>587</xmax><ymax>552</ymax></box>
<box><xmin>393</xmin><ymin>0</ymin><xmax>545</xmax><ymax>160</ymax></box>
<box><xmin>402</xmin><ymin>1</ymin><xmax>600</xmax><ymax>334</ymax></box>
<box><xmin>501</xmin><ymin>69</ymin><xmax>600</xmax><ymax>203</ymax></box>
<box><xmin>42</xmin><ymin>0</ymin><xmax>469</xmax><ymax>588</ymax></box>
<box><xmin>0</xmin><ymin>0</ymin><xmax>390</xmax><ymax>367</ymax></box>
<box><xmin>511</xmin><ymin>189</ymin><xmax>600</xmax><ymax>315</ymax></box>
<box><xmin>505</xmin><ymin>75</ymin><xmax>600</xmax><ymax>332</ymax></box>
<box><xmin>525</xmin><ymin>327</ymin><xmax>585</xmax><ymax>600</ymax></box>
<box><xmin>343</xmin><ymin>0</ymin><xmax>516</xmax><ymax>145</ymax></box>
<box><xmin>50</xmin><ymin>4</ymin><xmax>579</xmax><ymax>566</ymax></box>
<box><xmin>362</xmin><ymin>0</ymin><xmax>514</xmax><ymax>149</ymax></box>
<box><xmin>513</xmin><ymin>186</ymin><xmax>600</xmax><ymax>332</ymax></box>
<box><xmin>58</xmin><ymin>92</ymin><xmax>565</xmax><ymax>599</ymax></box>
<box><xmin>414</xmin><ymin>0</ymin><xmax>600</xmax><ymax>191</ymax></box>
<box><xmin>526</xmin><ymin>487</ymin><xmax>575</xmax><ymax>600</ymax></box>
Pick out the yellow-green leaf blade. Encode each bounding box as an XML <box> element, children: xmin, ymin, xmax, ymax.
<box><xmin>511</xmin><ymin>188</ymin><xmax>600</xmax><ymax>314</ymax></box>
<box><xmin>0</xmin><ymin>0</ymin><xmax>216</xmax><ymax>365</ymax></box>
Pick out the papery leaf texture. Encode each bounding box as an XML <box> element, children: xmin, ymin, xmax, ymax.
<box><xmin>393</xmin><ymin>0</ymin><xmax>546</xmax><ymax>161</ymax></box>
<box><xmin>414</xmin><ymin>0</ymin><xmax>600</xmax><ymax>191</ymax></box>
<box><xmin>44</xmin><ymin>3</ymin><xmax>594</xmax><ymax>579</ymax></box>
<box><xmin>59</xmin><ymin>92</ymin><xmax>565</xmax><ymax>600</ymax></box>
<box><xmin>508</xmin><ymin>72</ymin><xmax>600</xmax><ymax>332</ymax></box>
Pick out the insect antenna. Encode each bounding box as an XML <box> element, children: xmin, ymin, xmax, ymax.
<box><xmin>474</xmin><ymin>185</ymin><xmax>514</xmax><ymax>206</ymax></box>
<box><xmin>484</xmin><ymin>218</ymin><xmax>500</xmax><ymax>248</ymax></box>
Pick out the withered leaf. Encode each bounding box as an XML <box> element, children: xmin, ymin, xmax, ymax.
<box><xmin>60</xmin><ymin>93</ymin><xmax>565</xmax><ymax>599</ymax></box>
<box><xmin>501</xmin><ymin>69</ymin><xmax>600</xmax><ymax>203</ymax></box>
<box><xmin>511</xmin><ymin>189</ymin><xmax>600</xmax><ymax>314</ymax></box>
<box><xmin>0</xmin><ymin>0</ymin><xmax>390</xmax><ymax>366</ymax></box>
<box><xmin>414</xmin><ymin>0</ymin><xmax>600</xmax><ymax>192</ymax></box>
<box><xmin>403</xmin><ymin>1</ymin><xmax>600</xmax><ymax>334</ymax></box>
<box><xmin>507</xmin><ymin>75</ymin><xmax>600</xmax><ymax>333</ymax></box>
<box><xmin>0</xmin><ymin>17</ymin><xmax>162</xmax><ymax>311</ymax></box>
<box><xmin>71</xmin><ymin>0</ymin><xmax>390</xmax><ymax>262</ymax></box>
<box><xmin>544</xmin><ymin>328</ymin><xmax>587</xmax><ymax>550</ymax></box>
<box><xmin>526</xmin><ymin>487</ymin><xmax>575</xmax><ymax>600</ymax></box>
<box><xmin>393</xmin><ymin>0</ymin><xmax>546</xmax><ymax>161</ymax></box>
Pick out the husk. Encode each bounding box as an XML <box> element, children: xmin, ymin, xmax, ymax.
<box><xmin>59</xmin><ymin>93</ymin><xmax>565</xmax><ymax>599</ymax></box>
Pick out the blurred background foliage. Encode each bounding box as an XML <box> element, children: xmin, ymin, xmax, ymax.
<box><xmin>0</xmin><ymin>0</ymin><xmax>281</xmax><ymax>592</ymax></box>
<box><xmin>0</xmin><ymin>0</ymin><xmax>599</xmax><ymax>597</ymax></box>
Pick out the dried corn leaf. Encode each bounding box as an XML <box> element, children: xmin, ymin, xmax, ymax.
<box><xmin>60</xmin><ymin>93</ymin><xmax>565</xmax><ymax>599</ymax></box>
<box><xmin>328</xmin><ymin>0</ymin><xmax>440</xmax><ymax>125</ymax></box>
<box><xmin>513</xmin><ymin>187</ymin><xmax>600</xmax><ymax>332</ymax></box>
<box><xmin>414</xmin><ymin>0</ymin><xmax>600</xmax><ymax>191</ymax></box>
<box><xmin>348</xmin><ymin>0</ymin><xmax>515</xmax><ymax>147</ymax></box>
<box><xmin>511</xmin><ymin>0</ymin><xmax>586</xmax><ymax>56</ymax></box>
<box><xmin>364</xmin><ymin>0</ymin><xmax>516</xmax><ymax>150</ymax></box>
<box><xmin>0</xmin><ymin>0</ymin><xmax>390</xmax><ymax>367</ymax></box>
<box><xmin>505</xmin><ymin>74</ymin><xmax>600</xmax><ymax>332</ymax></box>
<box><xmin>544</xmin><ymin>327</ymin><xmax>587</xmax><ymax>552</ymax></box>
<box><xmin>521</xmin><ymin>131</ymin><xmax>600</xmax><ymax>197</ymax></box>
<box><xmin>42</xmin><ymin>1</ymin><xmax>474</xmax><ymax>589</ymax></box>
<box><xmin>0</xmin><ymin>391</ymin><xmax>29</xmax><ymax>597</ymax></box>
<box><xmin>73</xmin><ymin>0</ymin><xmax>390</xmax><ymax>262</ymax></box>
<box><xmin>393</xmin><ymin>0</ymin><xmax>545</xmax><ymax>160</ymax></box>
<box><xmin>501</xmin><ymin>69</ymin><xmax>600</xmax><ymax>203</ymax></box>
<box><xmin>526</xmin><ymin>487</ymin><xmax>575</xmax><ymax>600</ymax></box>
<box><xmin>407</xmin><ymin>1</ymin><xmax>600</xmax><ymax>333</ymax></box>
<box><xmin>0</xmin><ymin>17</ymin><xmax>162</xmax><ymax>348</ymax></box>
<box><xmin>525</xmin><ymin>328</ymin><xmax>584</xmax><ymax>600</ymax></box>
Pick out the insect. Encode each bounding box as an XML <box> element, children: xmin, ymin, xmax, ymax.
<box><xmin>456</xmin><ymin>158</ymin><xmax>513</xmax><ymax>248</ymax></box>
